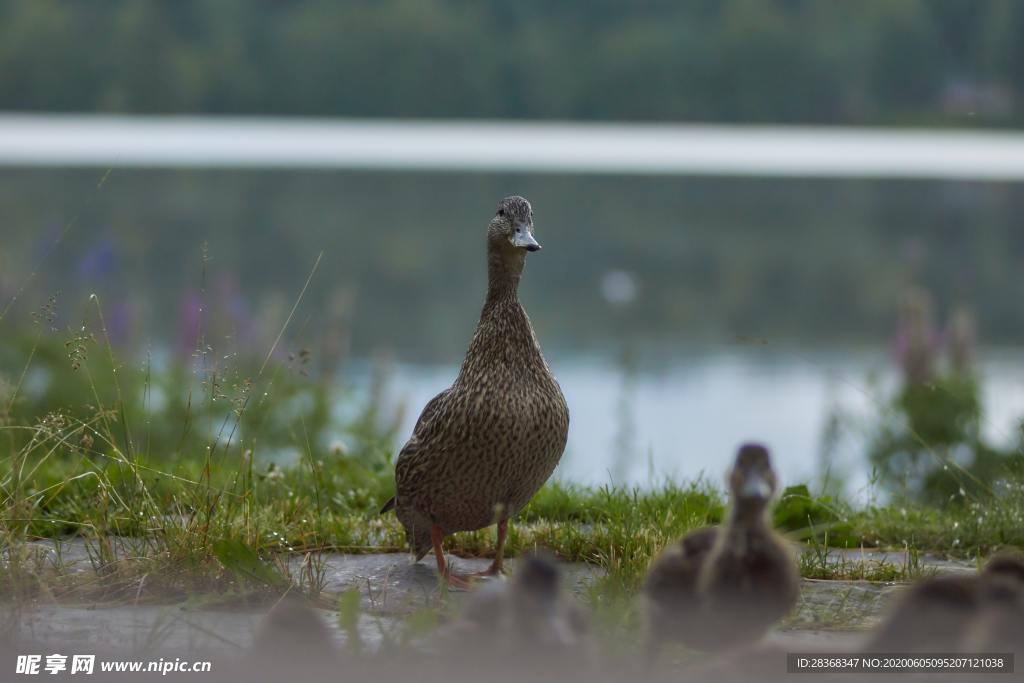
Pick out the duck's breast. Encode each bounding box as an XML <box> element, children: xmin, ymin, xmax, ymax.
<box><xmin>701</xmin><ymin>530</ymin><xmax>799</xmax><ymax>625</ymax></box>
<box><xmin>407</xmin><ymin>372</ymin><xmax>565</xmax><ymax>530</ymax></box>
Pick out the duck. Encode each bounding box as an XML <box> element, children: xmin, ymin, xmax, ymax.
<box><xmin>381</xmin><ymin>196</ymin><xmax>570</xmax><ymax>588</ymax></box>
<box><xmin>430</xmin><ymin>551</ymin><xmax>593</xmax><ymax>681</ymax></box>
<box><xmin>440</xmin><ymin>551</ymin><xmax>591</xmax><ymax>656</ymax></box>
<box><xmin>863</xmin><ymin>575</ymin><xmax>978</xmax><ymax>652</ymax></box>
<box><xmin>643</xmin><ymin>443</ymin><xmax>799</xmax><ymax>654</ymax></box>
<box><xmin>252</xmin><ymin>596</ymin><xmax>336</xmax><ymax>656</ymax></box>
<box><xmin>969</xmin><ymin>553</ymin><xmax>1024</xmax><ymax>654</ymax></box>
<box><xmin>865</xmin><ymin>552</ymin><xmax>1024</xmax><ymax>654</ymax></box>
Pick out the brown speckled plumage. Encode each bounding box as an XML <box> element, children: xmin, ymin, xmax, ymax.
<box><xmin>644</xmin><ymin>444</ymin><xmax>799</xmax><ymax>652</ymax></box>
<box><xmin>386</xmin><ymin>196</ymin><xmax>569</xmax><ymax>566</ymax></box>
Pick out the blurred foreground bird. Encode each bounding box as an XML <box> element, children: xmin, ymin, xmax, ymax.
<box><xmin>381</xmin><ymin>196</ymin><xmax>569</xmax><ymax>587</ymax></box>
<box><xmin>969</xmin><ymin>553</ymin><xmax>1024</xmax><ymax>654</ymax></box>
<box><xmin>644</xmin><ymin>444</ymin><xmax>799</xmax><ymax>655</ymax></box>
<box><xmin>433</xmin><ymin>551</ymin><xmax>593</xmax><ymax>672</ymax></box>
<box><xmin>234</xmin><ymin>596</ymin><xmax>340</xmax><ymax>683</ymax></box>
<box><xmin>252</xmin><ymin>596</ymin><xmax>336</xmax><ymax>659</ymax></box>
<box><xmin>866</xmin><ymin>552</ymin><xmax>1024</xmax><ymax>654</ymax></box>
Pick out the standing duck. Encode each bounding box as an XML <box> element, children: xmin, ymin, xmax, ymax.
<box><xmin>644</xmin><ymin>444</ymin><xmax>799</xmax><ymax>654</ymax></box>
<box><xmin>382</xmin><ymin>196</ymin><xmax>569</xmax><ymax>587</ymax></box>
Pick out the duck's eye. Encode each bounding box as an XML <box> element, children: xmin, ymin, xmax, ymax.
<box><xmin>497</xmin><ymin>208</ymin><xmax>505</xmax><ymax>217</ymax></box>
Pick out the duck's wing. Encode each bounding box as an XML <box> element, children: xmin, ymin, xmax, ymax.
<box><xmin>644</xmin><ymin>527</ymin><xmax>717</xmax><ymax>596</ymax></box>
<box><xmin>408</xmin><ymin>387</ymin><xmax>452</xmax><ymax>437</ymax></box>
<box><xmin>381</xmin><ymin>388</ymin><xmax>454</xmax><ymax>515</ymax></box>
<box><xmin>642</xmin><ymin>528</ymin><xmax>719</xmax><ymax>652</ymax></box>
<box><xmin>398</xmin><ymin>388</ymin><xmax>453</xmax><ymax>463</ymax></box>
<box><xmin>681</xmin><ymin>527</ymin><xmax>718</xmax><ymax>558</ymax></box>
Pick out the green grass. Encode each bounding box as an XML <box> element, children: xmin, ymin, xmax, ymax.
<box><xmin>2</xmin><ymin>318</ymin><xmax>1023</xmax><ymax>610</ymax></box>
<box><xmin>4</xmin><ymin>436</ymin><xmax>1023</xmax><ymax>606</ymax></box>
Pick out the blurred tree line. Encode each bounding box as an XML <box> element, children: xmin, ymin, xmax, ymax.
<box><xmin>1</xmin><ymin>0</ymin><xmax>1022</xmax><ymax>125</ymax></box>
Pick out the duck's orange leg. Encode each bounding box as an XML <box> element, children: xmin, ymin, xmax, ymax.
<box><xmin>472</xmin><ymin>518</ymin><xmax>508</xmax><ymax>577</ymax></box>
<box><xmin>432</xmin><ymin>524</ymin><xmax>472</xmax><ymax>589</ymax></box>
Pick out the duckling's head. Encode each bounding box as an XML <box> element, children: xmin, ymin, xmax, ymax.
<box><xmin>977</xmin><ymin>552</ymin><xmax>1024</xmax><ymax>613</ymax></box>
<box><xmin>982</xmin><ymin>552</ymin><xmax>1024</xmax><ymax>585</ymax></box>
<box><xmin>510</xmin><ymin>551</ymin><xmax>585</xmax><ymax>651</ymax></box>
<box><xmin>252</xmin><ymin>595</ymin><xmax>335</xmax><ymax>660</ymax></box>
<box><xmin>458</xmin><ymin>552</ymin><xmax>561</xmax><ymax>629</ymax></box>
<box><xmin>513</xmin><ymin>551</ymin><xmax>562</xmax><ymax>608</ymax></box>
<box><xmin>728</xmin><ymin>443</ymin><xmax>777</xmax><ymax>511</ymax></box>
<box><xmin>973</xmin><ymin>554</ymin><xmax>1024</xmax><ymax>652</ymax></box>
<box><xmin>489</xmin><ymin>195</ymin><xmax>540</xmax><ymax>253</ymax></box>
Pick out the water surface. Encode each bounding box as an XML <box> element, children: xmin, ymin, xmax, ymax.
<box><xmin>345</xmin><ymin>349</ymin><xmax>1024</xmax><ymax>497</ymax></box>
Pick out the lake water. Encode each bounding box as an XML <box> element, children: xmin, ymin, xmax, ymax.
<box><xmin>341</xmin><ymin>348</ymin><xmax>1024</xmax><ymax>498</ymax></box>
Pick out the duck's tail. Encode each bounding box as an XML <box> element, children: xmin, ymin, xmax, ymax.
<box><xmin>380</xmin><ymin>496</ymin><xmax>396</xmax><ymax>514</ymax></box>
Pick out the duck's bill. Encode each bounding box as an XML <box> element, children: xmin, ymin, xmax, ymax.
<box><xmin>511</xmin><ymin>229</ymin><xmax>542</xmax><ymax>252</ymax></box>
<box><xmin>740</xmin><ymin>472</ymin><xmax>772</xmax><ymax>500</ymax></box>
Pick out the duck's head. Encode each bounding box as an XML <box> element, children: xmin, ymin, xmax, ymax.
<box><xmin>489</xmin><ymin>195</ymin><xmax>540</xmax><ymax>253</ymax></box>
<box><xmin>728</xmin><ymin>443</ymin><xmax>777</xmax><ymax>511</ymax></box>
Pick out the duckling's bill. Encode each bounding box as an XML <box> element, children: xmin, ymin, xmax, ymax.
<box><xmin>740</xmin><ymin>471</ymin><xmax>772</xmax><ymax>500</ymax></box>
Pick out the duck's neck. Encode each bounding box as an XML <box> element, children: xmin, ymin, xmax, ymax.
<box><xmin>483</xmin><ymin>244</ymin><xmax>526</xmax><ymax>311</ymax></box>
<box><xmin>455</xmin><ymin>244</ymin><xmax>543</xmax><ymax>384</ymax></box>
<box><xmin>726</xmin><ymin>502</ymin><xmax>770</xmax><ymax>533</ymax></box>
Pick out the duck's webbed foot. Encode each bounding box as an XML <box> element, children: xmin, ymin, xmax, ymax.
<box><xmin>470</xmin><ymin>518</ymin><xmax>509</xmax><ymax>579</ymax></box>
<box><xmin>468</xmin><ymin>564</ymin><xmax>505</xmax><ymax>579</ymax></box>
<box><xmin>443</xmin><ymin>571</ymin><xmax>475</xmax><ymax>590</ymax></box>
<box><xmin>432</xmin><ymin>524</ymin><xmax>474</xmax><ymax>590</ymax></box>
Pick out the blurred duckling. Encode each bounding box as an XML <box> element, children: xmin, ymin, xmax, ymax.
<box><xmin>866</xmin><ymin>552</ymin><xmax>1024</xmax><ymax>654</ymax></box>
<box><xmin>436</xmin><ymin>551</ymin><xmax>592</xmax><ymax>667</ymax></box>
<box><xmin>252</xmin><ymin>596</ymin><xmax>336</xmax><ymax>660</ymax></box>
<box><xmin>644</xmin><ymin>444</ymin><xmax>799</xmax><ymax>654</ymax></box>
<box><xmin>864</xmin><ymin>575</ymin><xmax>978</xmax><ymax>652</ymax></box>
<box><xmin>969</xmin><ymin>554</ymin><xmax>1024</xmax><ymax>655</ymax></box>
